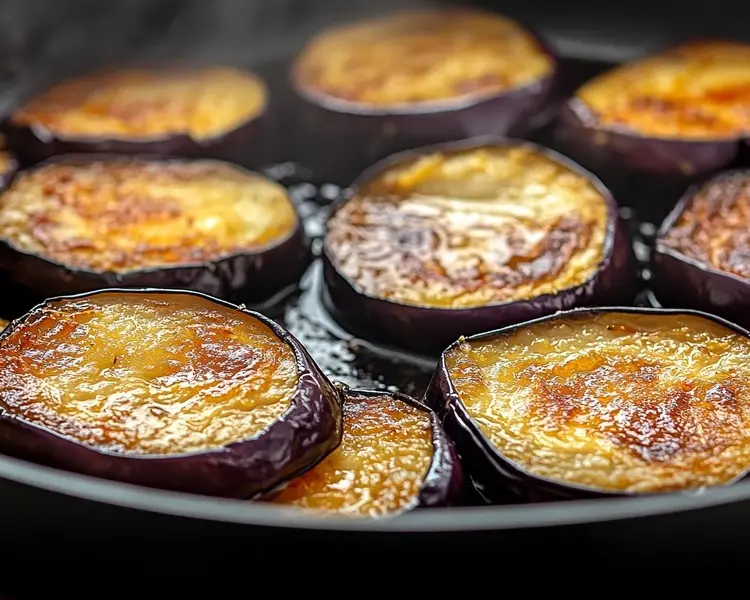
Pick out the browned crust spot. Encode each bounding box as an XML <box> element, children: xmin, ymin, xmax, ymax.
<box><xmin>270</xmin><ymin>394</ymin><xmax>433</xmax><ymax>516</ymax></box>
<box><xmin>0</xmin><ymin>293</ymin><xmax>298</xmax><ymax>455</ymax></box>
<box><xmin>0</xmin><ymin>157</ymin><xmax>298</xmax><ymax>273</ymax></box>
<box><xmin>294</xmin><ymin>7</ymin><xmax>553</xmax><ymax>107</ymax></box>
<box><xmin>660</xmin><ymin>170</ymin><xmax>750</xmax><ymax>279</ymax></box>
<box><xmin>325</xmin><ymin>145</ymin><xmax>608</xmax><ymax>309</ymax></box>
<box><xmin>576</xmin><ymin>40</ymin><xmax>750</xmax><ymax>138</ymax></box>
<box><xmin>10</xmin><ymin>67</ymin><xmax>267</xmax><ymax>140</ymax></box>
<box><xmin>0</xmin><ymin>319</ymin><xmax>7</xmax><ymax>332</ymax></box>
<box><xmin>446</xmin><ymin>312</ymin><xmax>750</xmax><ymax>493</ymax></box>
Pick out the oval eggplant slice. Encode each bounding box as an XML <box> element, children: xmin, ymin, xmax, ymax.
<box><xmin>555</xmin><ymin>40</ymin><xmax>750</xmax><ymax>221</ymax></box>
<box><xmin>268</xmin><ymin>389</ymin><xmax>462</xmax><ymax>516</ymax></box>
<box><xmin>0</xmin><ymin>289</ymin><xmax>342</xmax><ymax>498</ymax></box>
<box><xmin>323</xmin><ymin>137</ymin><xmax>635</xmax><ymax>354</ymax></box>
<box><xmin>652</xmin><ymin>168</ymin><xmax>750</xmax><ymax>328</ymax></box>
<box><xmin>0</xmin><ymin>155</ymin><xmax>309</xmax><ymax>303</ymax></box>
<box><xmin>3</xmin><ymin>66</ymin><xmax>273</xmax><ymax>166</ymax></box>
<box><xmin>290</xmin><ymin>7</ymin><xmax>559</xmax><ymax>183</ymax></box>
<box><xmin>426</xmin><ymin>307</ymin><xmax>750</xmax><ymax>501</ymax></box>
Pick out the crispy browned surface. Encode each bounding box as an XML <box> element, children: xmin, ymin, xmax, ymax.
<box><xmin>271</xmin><ymin>394</ymin><xmax>433</xmax><ymax>516</ymax></box>
<box><xmin>0</xmin><ymin>293</ymin><xmax>298</xmax><ymax>455</ymax></box>
<box><xmin>576</xmin><ymin>40</ymin><xmax>750</xmax><ymax>138</ymax></box>
<box><xmin>325</xmin><ymin>145</ymin><xmax>608</xmax><ymax>309</ymax></box>
<box><xmin>0</xmin><ymin>158</ymin><xmax>298</xmax><ymax>273</ymax></box>
<box><xmin>660</xmin><ymin>171</ymin><xmax>750</xmax><ymax>279</ymax></box>
<box><xmin>446</xmin><ymin>312</ymin><xmax>750</xmax><ymax>493</ymax></box>
<box><xmin>0</xmin><ymin>319</ymin><xmax>7</xmax><ymax>331</ymax></box>
<box><xmin>10</xmin><ymin>67</ymin><xmax>266</xmax><ymax>140</ymax></box>
<box><xmin>294</xmin><ymin>7</ymin><xmax>552</xmax><ymax>107</ymax></box>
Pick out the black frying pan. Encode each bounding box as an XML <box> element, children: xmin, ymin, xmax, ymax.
<box><xmin>0</xmin><ymin>0</ymin><xmax>748</xmax><ymax>570</ymax></box>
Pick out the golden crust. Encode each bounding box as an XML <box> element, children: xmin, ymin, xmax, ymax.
<box><xmin>0</xmin><ymin>293</ymin><xmax>298</xmax><ymax>455</ymax></box>
<box><xmin>0</xmin><ymin>158</ymin><xmax>298</xmax><ymax>273</ymax></box>
<box><xmin>660</xmin><ymin>171</ymin><xmax>750</xmax><ymax>279</ymax></box>
<box><xmin>270</xmin><ymin>394</ymin><xmax>432</xmax><ymax>516</ymax></box>
<box><xmin>576</xmin><ymin>40</ymin><xmax>750</xmax><ymax>138</ymax></box>
<box><xmin>446</xmin><ymin>312</ymin><xmax>750</xmax><ymax>493</ymax></box>
<box><xmin>10</xmin><ymin>67</ymin><xmax>266</xmax><ymax>140</ymax></box>
<box><xmin>0</xmin><ymin>319</ymin><xmax>7</xmax><ymax>331</ymax></box>
<box><xmin>294</xmin><ymin>8</ymin><xmax>552</xmax><ymax>107</ymax></box>
<box><xmin>325</xmin><ymin>145</ymin><xmax>608</xmax><ymax>309</ymax></box>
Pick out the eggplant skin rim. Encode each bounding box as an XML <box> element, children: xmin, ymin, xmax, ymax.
<box><xmin>289</xmin><ymin>13</ymin><xmax>561</xmax><ymax>118</ymax></box>
<box><xmin>554</xmin><ymin>99</ymin><xmax>744</xmax><ymax>177</ymax></box>
<box><xmin>425</xmin><ymin>305</ymin><xmax>750</xmax><ymax>502</ymax></box>
<box><xmin>321</xmin><ymin>134</ymin><xmax>637</xmax><ymax>354</ymax></box>
<box><xmin>287</xmin><ymin>20</ymin><xmax>563</xmax><ymax>184</ymax></box>
<box><xmin>0</xmin><ymin>88</ymin><xmax>271</xmax><ymax>165</ymax></box>
<box><xmin>0</xmin><ymin>153</ymin><xmax>311</xmax><ymax>304</ymax></box>
<box><xmin>651</xmin><ymin>168</ymin><xmax>750</xmax><ymax>329</ymax></box>
<box><xmin>0</xmin><ymin>287</ymin><xmax>344</xmax><ymax>499</ymax></box>
<box><xmin>331</xmin><ymin>387</ymin><xmax>465</xmax><ymax>511</ymax></box>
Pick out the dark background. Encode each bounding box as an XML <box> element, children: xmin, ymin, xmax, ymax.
<box><xmin>1</xmin><ymin>0</ymin><xmax>749</xmax><ymax>112</ymax></box>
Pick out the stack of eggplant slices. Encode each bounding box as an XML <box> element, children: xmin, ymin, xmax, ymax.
<box><xmin>0</xmin><ymin>5</ymin><xmax>750</xmax><ymax>519</ymax></box>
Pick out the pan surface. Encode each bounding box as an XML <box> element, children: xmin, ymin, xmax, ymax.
<box><xmin>0</xmin><ymin>7</ymin><xmax>749</xmax><ymax>558</ymax></box>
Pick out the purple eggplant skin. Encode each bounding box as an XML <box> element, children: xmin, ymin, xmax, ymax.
<box><xmin>288</xmin><ymin>48</ymin><xmax>561</xmax><ymax>185</ymax></box>
<box><xmin>423</xmin><ymin>305</ymin><xmax>750</xmax><ymax>503</ymax></box>
<box><xmin>322</xmin><ymin>136</ymin><xmax>638</xmax><ymax>356</ymax></box>
<box><xmin>1</xmin><ymin>99</ymin><xmax>277</xmax><ymax>170</ymax></box>
<box><xmin>0</xmin><ymin>154</ymin><xmax>311</xmax><ymax>306</ymax></box>
<box><xmin>554</xmin><ymin>100</ymin><xmax>744</xmax><ymax>223</ymax></box>
<box><xmin>346</xmin><ymin>388</ymin><xmax>465</xmax><ymax>509</ymax></box>
<box><xmin>0</xmin><ymin>288</ymin><xmax>344</xmax><ymax>499</ymax></box>
<box><xmin>651</xmin><ymin>171</ymin><xmax>750</xmax><ymax>330</ymax></box>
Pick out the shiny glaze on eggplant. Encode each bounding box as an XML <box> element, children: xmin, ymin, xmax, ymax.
<box><xmin>0</xmin><ymin>157</ymin><xmax>297</xmax><ymax>274</ymax></box>
<box><xmin>444</xmin><ymin>310</ymin><xmax>750</xmax><ymax>494</ymax></box>
<box><xmin>9</xmin><ymin>67</ymin><xmax>267</xmax><ymax>142</ymax></box>
<box><xmin>658</xmin><ymin>169</ymin><xmax>750</xmax><ymax>279</ymax></box>
<box><xmin>325</xmin><ymin>143</ymin><xmax>608</xmax><ymax>309</ymax></box>
<box><xmin>574</xmin><ymin>40</ymin><xmax>750</xmax><ymax>140</ymax></box>
<box><xmin>294</xmin><ymin>7</ymin><xmax>553</xmax><ymax>109</ymax></box>
<box><xmin>0</xmin><ymin>289</ymin><xmax>342</xmax><ymax>498</ymax></box>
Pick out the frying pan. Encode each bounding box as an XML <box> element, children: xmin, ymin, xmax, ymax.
<box><xmin>0</xmin><ymin>0</ymin><xmax>748</xmax><ymax>566</ymax></box>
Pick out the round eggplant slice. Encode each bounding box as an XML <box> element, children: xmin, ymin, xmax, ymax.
<box><xmin>290</xmin><ymin>7</ymin><xmax>559</xmax><ymax>184</ymax></box>
<box><xmin>0</xmin><ymin>289</ymin><xmax>342</xmax><ymax>498</ymax></box>
<box><xmin>653</xmin><ymin>168</ymin><xmax>750</xmax><ymax>328</ymax></box>
<box><xmin>0</xmin><ymin>155</ymin><xmax>309</xmax><ymax>303</ymax></box>
<box><xmin>267</xmin><ymin>389</ymin><xmax>462</xmax><ymax>516</ymax></box>
<box><xmin>3</xmin><ymin>66</ymin><xmax>273</xmax><ymax>166</ymax></box>
<box><xmin>426</xmin><ymin>308</ymin><xmax>750</xmax><ymax>502</ymax></box>
<box><xmin>555</xmin><ymin>40</ymin><xmax>750</xmax><ymax>222</ymax></box>
<box><xmin>322</xmin><ymin>137</ymin><xmax>635</xmax><ymax>354</ymax></box>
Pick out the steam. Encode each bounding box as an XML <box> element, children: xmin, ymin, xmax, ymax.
<box><xmin>0</xmin><ymin>0</ymin><xmax>447</xmax><ymax>114</ymax></box>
